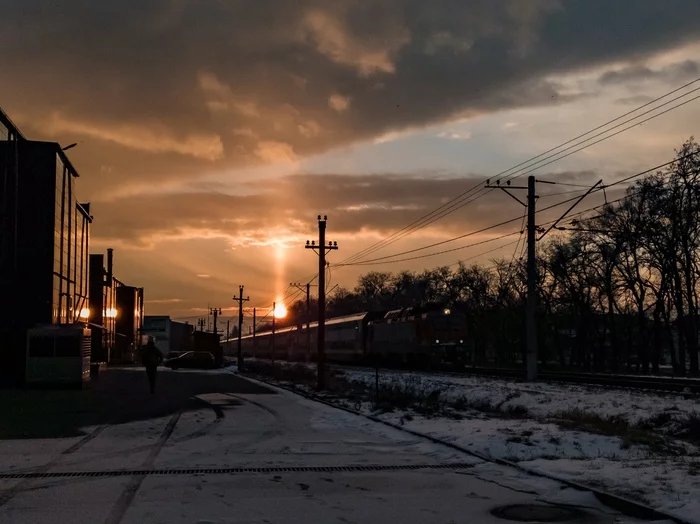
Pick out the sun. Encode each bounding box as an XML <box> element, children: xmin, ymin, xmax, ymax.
<box><xmin>273</xmin><ymin>303</ymin><xmax>287</xmax><ymax>319</ymax></box>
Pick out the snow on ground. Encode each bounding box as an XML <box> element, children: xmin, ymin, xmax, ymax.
<box><xmin>242</xmin><ymin>364</ymin><xmax>700</xmax><ymax>522</ymax></box>
<box><xmin>327</xmin><ymin>369</ymin><xmax>700</xmax><ymax>522</ymax></box>
<box><xmin>371</xmin><ymin>410</ymin><xmax>700</xmax><ymax>520</ymax></box>
<box><xmin>341</xmin><ymin>367</ymin><xmax>700</xmax><ymax>435</ymax></box>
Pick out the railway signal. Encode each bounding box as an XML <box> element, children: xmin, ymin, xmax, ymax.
<box><xmin>305</xmin><ymin>215</ymin><xmax>338</xmax><ymax>390</ymax></box>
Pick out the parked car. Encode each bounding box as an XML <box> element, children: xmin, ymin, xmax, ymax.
<box><xmin>165</xmin><ymin>351</ymin><xmax>184</xmax><ymax>360</ymax></box>
<box><xmin>163</xmin><ymin>351</ymin><xmax>216</xmax><ymax>370</ymax></box>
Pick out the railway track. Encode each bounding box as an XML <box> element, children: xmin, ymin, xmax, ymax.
<box><xmin>329</xmin><ymin>362</ymin><xmax>700</xmax><ymax>394</ymax></box>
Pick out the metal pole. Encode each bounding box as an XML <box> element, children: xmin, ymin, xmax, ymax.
<box><xmin>318</xmin><ymin>219</ymin><xmax>326</xmax><ymax>390</ymax></box>
<box><xmin>211</xmin><ymin>307</ymin><xmax>220</xmax><ymax>335</ymax></box>
<box><xmin>304</xmin><ymin>216</ymin><xmax>337</xmax><ymax>390</ymax></box>
<box><xmin>237</xmin><ymin>285</ymin><xmax>246</xmax><ymax>370</ymax></box>
<box><xmin>253</xmin><ymin>307</ymin><xmax>257</xmax><ymax>358</ymax></box>
<box><xmin>271</xmin><ymin>302</ymin><xmax>276</xmax><ymax>363</ymax></box>
<box><xmin>306</xmin><ymin>282</ymin><xmax>311</xmax><ymax>364</ymax></box>
<box><xmin>526</xmin><ymin>175</ymin><xmax>538</xmax><ymax>381</ymax></box>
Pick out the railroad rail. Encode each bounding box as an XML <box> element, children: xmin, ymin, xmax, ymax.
<box><xmin>328</xmin><ymin>362</ymin><xmax>700</xmax><ymax>394</ymax></box>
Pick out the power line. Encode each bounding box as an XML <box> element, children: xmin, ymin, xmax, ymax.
<box><xmin>343</xmin><ymin>231</ymin><xmax>521</xmax><ymax>266</ymax></box>
<box><xmin>340</xmin><ymin>78</ymin><xmax>700</xmax><ymax>265</ymax></box>
<box><xmin>499</xmin><ymin>90</ymin><xmax>700</xmax><ymax>185</ymax></box>
<box><xmin>447</xmin><ymin>237</ymin><xmax>522</xmax><ymax>269</ymax></box>
<box><xmin>540</xmin><ymin>188</ymin><xmax>590</xmax><ymax>198</ymax></box>
<box><xmin>349</xmin><ymin>89</ymin><xmax>700</xmax><ymax>265</ymax></box>
<box><xmin>338</xmin><ymin>216</ymin><xmax>526</xmax><ymax>266</ymax></box>
<box><xmin>505</xmin><ymin>209</ymin><xmax>527</xmax><ymax>278</ymax></box>
<box><xmin>339</xmin><ymin>152</ymin><xmax>698</xmax><ymax>268</ymax></box>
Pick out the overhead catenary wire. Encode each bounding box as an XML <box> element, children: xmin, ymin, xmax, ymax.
<box><xmin>335</xmin><ymin>153</ymin><xmax>696</xmax><ymax>267</ymax></box>
<box><xmin>343</xmin><ymin>231</ymin><xmax>522</xmax><ymax>266</ymax></box>
<box><xmin>498</xmin><ymin>90</ymin><xmax>700</xmax><ymax>186</ymax></box>
<box><xmin>339</xmin><ymin>78</ymin><xmax>700</xmax><ymax>265</ymax></box>
<box><xmin>348</xmin><ymin>89</ymin><xmax>700</xmax><ymax>265</ymax></box>
<box><xmin>505</xmin><ymin>209</ymin><xmax>528</xmax><ymax>278</ymax></box>
<box><xmin>341</xmin><ymin>151</ymin><xmax>699</xmax><ymax>267</ymax></box>
<box><xmin>368</xmin><ymin>181</ymin><xmax>671</xmax><ymax>279</ymax></box>
<box><xmin>447</xmin><ymin>238</ymin><xmax>523</xmax><ymax>269</ymax></box>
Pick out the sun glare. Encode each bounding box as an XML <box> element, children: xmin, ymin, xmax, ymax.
<box><xmin>273</xmin><ymin>303</ymin><xmax>287</xmax><ymax>319</ymax></box>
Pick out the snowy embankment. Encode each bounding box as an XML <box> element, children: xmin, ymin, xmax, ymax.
<box><xmin>335</xmin><ymin>369</ymin><xmax>700</xmax><ymax>522</ymax></box>
<box><xmin>242</xmin><ymin>360</ymin><xmax>700</xmax><ymax>522</ymax></box>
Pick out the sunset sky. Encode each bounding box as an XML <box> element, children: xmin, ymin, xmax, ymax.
<box><xmin>2</xmin><ymin>1</ymin><xmax>700</xmax><ymax>327</ymax></box>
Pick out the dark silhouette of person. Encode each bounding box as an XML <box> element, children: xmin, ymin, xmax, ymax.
<box><xmin>140</xmin><ymin>340</ymin><xmax>163</xmax><ymax>394</ymax></box>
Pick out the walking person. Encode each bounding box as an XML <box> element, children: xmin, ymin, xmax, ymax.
<box><xmin>140</xmin><ymin>339</ymin><xmax>163</xmax><ymax>394</ymax></box>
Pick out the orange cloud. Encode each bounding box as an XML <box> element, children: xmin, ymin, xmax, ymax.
<box><xmin>300</xmin><ymin>9</ymin><xmax>409</xmax><ymax>77</ymax></box>
<box><xmin>328</xmin><ymin>93</ymin><xmax>351</xmax><ymax>112</ymax></box>
<box><xmin>254</xmin><ymin>140</ymin><xmax>298</xmax><ymax>164</ymax></box>
<box><xmin>42</xmin><ymin>112</ymin><xmax>224</xmax><ymax>161</ymax></box>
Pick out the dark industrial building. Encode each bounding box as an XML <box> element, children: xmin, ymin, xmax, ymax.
<box><xmin>193</xmin><ymin>331</ymin><xmax>223</xmax><ymax>367</ymax></box>
<box><xmin>143</xmin><ymin>316</ymin><xmax>194</xmax><ymax>356</ymax></box>
<box><xmin>113</xmin><ymin>285</ymin><xmax>144</xmax><ymax>364</ymax></box>
<box><xmin>88</xmin><ymin>246</ymin><xmax>146</xmax><ymax>365</ymax></box>
<box><xmin>0</xmin><ymin>108</ymin><xmax>93</xmax><ymax>387</ymax></box>
<box><xmin>89</xmin><ymin>249</ymin><xmax>119</xmax><ymax>364</ymax></box>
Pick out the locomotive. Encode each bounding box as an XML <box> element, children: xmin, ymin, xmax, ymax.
<box><xmin>221</xmin><ymin>304</ymin><xmax>469</xmax><ymax>367</ymax></box>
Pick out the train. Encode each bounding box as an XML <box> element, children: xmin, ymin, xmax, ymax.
<box><xmin>221</xmin><ymin>304</ymin><xmax>470</xmax><ymax>367</ymax></box>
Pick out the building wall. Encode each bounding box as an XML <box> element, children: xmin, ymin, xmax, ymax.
<box><xmin>0</xmin><ymin>134</ymin><xmax>92</xmax><ymax>387</ymax></box>
<box><xmin>143</xmin><ymin>315</ymin><xmax>171</xmax><ymax>355</ymax></box>
<box><xmin>114</xmin><ymin>285</ymin><xmax>144</xmax><ymax>363</ymax></box>
<box><xmin>88</xmin><ymin>254</ymin><xmax>122</xmax><ymax>363</ymax></box>
<box><xmin>143</xmin><ymin>316</ymin><xmax>194</xmax><ymax>355</ymax></box>
<box><xmin>0</xmin><ymin>113</ymin><xmax>24</xmax><ymax>386</ymax></box>
<box><xmin>170</xmin><ymin>321</ymin><xmax>194</xmax><ymax>353</ymax></box>
<box><xmin>89</xmin><ymin>254</ymin><xmax>105</xmax><ymax>361</ymax></box>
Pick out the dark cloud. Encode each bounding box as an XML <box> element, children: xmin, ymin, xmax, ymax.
<box><xmin>1</xmin><ymin>0</ymin><xmax>699</xmax><ymax>194</ymax></box>
<box><xmin>599</xmin><ymin>60</ymin><xmax>700</xmax><ymax>86</ymax></box>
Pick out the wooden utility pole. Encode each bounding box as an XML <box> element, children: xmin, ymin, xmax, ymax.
<box><xmin>253</xmin><ymin>307</ymin><xmax>257</xmax><ymax>358</ymax></box>
<box><xmin>525</xmin><ymin>176</ymin><xmax>537</xmax><ymax>382</ymax></box>
<box><xmin>209</xmin><ymin>307</ymin><xmax>222</xmax><ymax>335</ymax></box>
<box><xmin>485</xmin><ymin>177</ymin><xmax>545</xmax><ymax>381</ymax></box>
<box><xmin>271</xmin><ymin>302</ymin><xmax>276</xmax><ymax>362</ymax></box>
<box><xmin>305</xmin><ymin>215</ymin><xmax>338</xmax><ymax>390</ymax></box>
<box><xmin>234</xmin><ymin>285</ymin><xmax>250</xmax><ymax>370</ymax></box>
<box><xmin>485</xmin><ymin>176</ymin><xmax>600</xmax><ymax>381</ymax></box>
<box><xmin>306</xmin><ymin>282</ymin><xmax>311</xmax><ymax>363</ymax></box>
<box><xmin>291</xmin><ymin>281</ymin><xmax>316</xmax><ymax>363</ymax></box>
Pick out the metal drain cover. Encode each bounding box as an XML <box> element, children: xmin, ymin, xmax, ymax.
<box><xmin>491</xmin><ymin>504</ymin><xmax>583</xmax><ymax>522</ymax></box>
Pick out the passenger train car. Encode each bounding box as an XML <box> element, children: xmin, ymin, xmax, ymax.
<box><xmin>222</xmin><ymin>305</ymin><xmax>469</xmax><ymax>367</ymax></box>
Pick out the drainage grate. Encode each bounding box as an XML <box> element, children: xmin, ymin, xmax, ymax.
<box><xmin>0</xmin><ymin>462</ymin><xmax>475</xmax><ymax>480</ymax></box>
<box><xmin>491</xmin><ymin>504</ymin><xmax>584</xmax><ymax>522</ymax></box>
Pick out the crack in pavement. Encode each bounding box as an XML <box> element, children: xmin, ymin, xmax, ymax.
<box><xmin>101</xmin><ymin>412</ymin><xmax>181</xmax><ymax>524</ymax></box>
<box><xmin>0</xmin><ymin>424</ymin><xmax>107</xmax><ymax>507</ymax></box>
